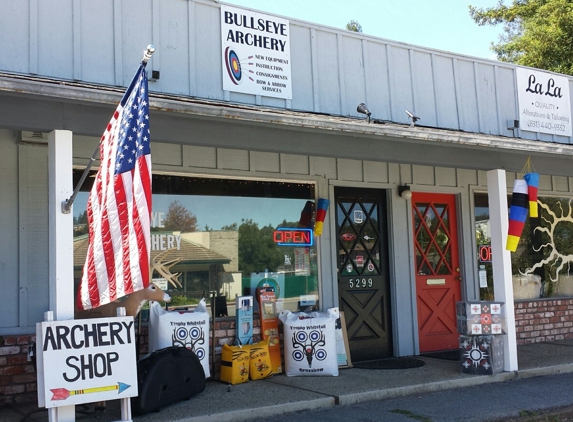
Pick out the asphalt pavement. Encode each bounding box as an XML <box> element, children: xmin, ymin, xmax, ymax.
<box><xmin>3</xmin><ymin>339</ymin><xmax>573</xmax><ymax>422</ymax></box>
<box><xmin>252</xmin><ymin>372</ymin><xmax>573</xmax><ymax>422</ymax></box>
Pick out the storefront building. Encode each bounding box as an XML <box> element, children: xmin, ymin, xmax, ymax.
<box><xmin>3</xmin><ymin>0</ymin><xmax>573</xmax><ymax>404</ymax></box>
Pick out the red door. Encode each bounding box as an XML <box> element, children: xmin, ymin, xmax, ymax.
<box><xmin>412</xmin><ymin>193</ymin><xmax>461</xmax><ymax>353</ymax></box>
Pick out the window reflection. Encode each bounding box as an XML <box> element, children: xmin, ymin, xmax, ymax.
<box><xmin>474</xmin><ymin>193</ymin><xmax>573</xmax><ymax>300</ymax></box>
<box><xmin>73</xmin><ymin>173</ymin><xmax>318</xmax><ymax>316</ymax></box>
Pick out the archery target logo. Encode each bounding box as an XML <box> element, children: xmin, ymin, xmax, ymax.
<box><xmin>189</xmin><ymin>327</ymin><xmax>201</xmax><ymax>340</ymax></box>
<box><xmin>175</xmin><ymin>327</ymin><xmax>188</xmax><ymax>341</ymax></box>
<box><xmin>225</xmin><ymin>47</ymin><xmax>242</xmax><ymax>85</ymax></box>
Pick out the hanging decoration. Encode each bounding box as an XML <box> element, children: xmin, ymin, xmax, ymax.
<box><xmin>297</xmin><ymin>200</ymin><xmax>315</xmax><ymax>228</ymax></box>
<box><xmin>506</xmin><ymin>179</ymin><xmax>529</xmax><ymax>252</ymax></box>
<box><xmin>506</xmin><ymin>157</ymin><xmax>539</xmax><ymax>252</ymax></box>
<box><xmin>314</xmin><ymin>198</ymin><xmax>330</xmax><ymax>236</ymax></box>
<box><xmin>523</xmin><ymin>172</ymin><xmax>539</xmax><ymax>218</ymax></box>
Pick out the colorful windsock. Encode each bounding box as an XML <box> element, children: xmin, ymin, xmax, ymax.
<box><xmin>298</xmin><ymin>201</ymin><xmax>315</xmax><ymax>228</ymax></box>
<box><xmin>506</xmin><ymin>179</ymin><xmax>529</xmax><ymax>252</ymax></box>
<box><xmin>314</xmin><ymin>198</ymin><xmax>330</xmax><ymax>236</ymax></box>
<box><xmin>523</xmin><ymin>172</ymin><xmax>539</xmax><ymax>218</ymax></box>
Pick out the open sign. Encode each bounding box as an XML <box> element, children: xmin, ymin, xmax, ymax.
<box><xmin>273</xmin><ymin>228</ymin><xmax>313</xmax><ymax>247</ymax></box>
<box><xmin>479</xmin><ymin>245</ymin><xmax>492</xmax><ymax>263</ymax></box>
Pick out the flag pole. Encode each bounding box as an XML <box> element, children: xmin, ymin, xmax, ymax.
<box><xmin>61</xmin><ymin>44</ymin><xmax>155</xmax><ymax>214</ymax></box>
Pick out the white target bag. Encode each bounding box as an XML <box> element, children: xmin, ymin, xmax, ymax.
<box><xmin>148</xmin><ymin>300</ymin><xmax>210</xmax><ymax>378</ymax></box>
<box><xmin>279</xmin><ymin>307</ymin><xmax>339</xmax><ymax>376</ymax></box>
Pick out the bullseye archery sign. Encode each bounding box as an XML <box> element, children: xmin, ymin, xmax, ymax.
<box><xmin>225</xmin><ymin>47</ymin><xmax>243</xmax><ymax>85</ymax></box>
<box><xmin>36</xmin><ymin>317</ymin><xmax>138</xmax><ymax>408</ymax></box>
<box><xmin>221</xmin><ymin>5</ymin><xmax>292</xmax><ymax>99</ymax></box>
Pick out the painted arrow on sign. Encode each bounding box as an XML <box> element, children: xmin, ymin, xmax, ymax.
<box><xmin>50</xmin><ymin>382</ymin><xmax>131</xmax><ymax>401</ymax></box>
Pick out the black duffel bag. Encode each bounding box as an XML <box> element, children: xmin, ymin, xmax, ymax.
<box><xmin>132</xmin><ymin>346</ymin><xmax>206</xmax><ymax>415</ymax></box>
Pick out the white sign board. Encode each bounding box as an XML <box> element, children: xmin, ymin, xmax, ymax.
<box><xmin>152</xmin><ymin>278</ymin><xmax>169</xmax><ymax>291</ymax></box>
<box><xmin>36</xmin><ymin>317</ymin><xmax>138</xmax><ymax>408</ymax></box>
<box><xmin>516</xmin><ymin>67</ymin><xmax>572</xmax><ymax>137</ymax></box>
<box><xmin>221</xmin><ymin>5</ymin><xmax>292</xmax><ymax>99</ymax></box>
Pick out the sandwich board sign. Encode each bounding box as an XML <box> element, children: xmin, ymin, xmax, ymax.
<box><xmin>36</xmin><ymin>316</ymin><xmax>138</xmax><ymax>408</ymax></box>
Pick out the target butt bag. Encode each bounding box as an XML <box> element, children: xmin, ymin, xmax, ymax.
<box><xmin>131</xmin><ymin>346</ymin><xmax>205</xmax><ymax>415</ymax></box>
<box><xmin>279</xmin><ymin>308</ymin><xmax>339</xmax><ymax>376</ymax></box>
<box><xmin>220</xmin><ymin>343</ymin><xmax>250</xmax><ymax>385</ymax></box>
<box><xmin>148</xmin><ymin>300</ymin><xmax>211</xmax><ymax>378</ymax></box>
<box><xmin>249</xmin><ymin>339</ymin><xmax>273</xmax><ymax>380</ymax></box>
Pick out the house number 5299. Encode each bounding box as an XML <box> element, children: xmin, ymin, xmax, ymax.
<box><xmin>348</xmin><ymin>278</ymin><xmax>373</xmax><ymax>288</ymax></box>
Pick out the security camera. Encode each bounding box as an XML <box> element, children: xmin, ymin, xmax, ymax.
<box><xmin>405</xmin><ymin>110</ymin><xmax>420</xmax><ymax>128</ymax></box>
<box><xmin>405</xmin><ymin>110</ymin><xmax>420</xmax><ymax>121</ymax></box>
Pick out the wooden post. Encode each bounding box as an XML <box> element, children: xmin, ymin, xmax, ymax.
<box><xmin>48</xmin><ymin>130</ymin><xmax>76</xmax><ymax>421</ymax></box>
<box><xmin>487</xmin><ymin>169</ymin><xmax>518</xmax><ymax>371</ymax></box>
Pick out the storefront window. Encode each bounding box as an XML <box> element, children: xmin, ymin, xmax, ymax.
<box><xmin>73</xmin><ymin>172</ymin><xmax>318</xmax><ymax>315</ymax></box>
<box><xmin>475</xmin><ymin>193</ymin><xmax>573</xmax><ymax>300</ymax></box>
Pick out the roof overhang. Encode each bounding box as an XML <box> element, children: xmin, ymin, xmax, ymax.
<box><xmin>2</xmin><ymin>72</ymin><xmax>573</xmax><ymax>176</ymax></box>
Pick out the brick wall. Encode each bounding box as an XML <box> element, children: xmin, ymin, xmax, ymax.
<box><xmin>0</xmin><ymin>335</ymin><xmax>36</xmax><ymax>405</ymax></box>
<box><xmin>514</xmin><ymin>298</ymin><xmax>573</xmax><ymax>345</ymax></box>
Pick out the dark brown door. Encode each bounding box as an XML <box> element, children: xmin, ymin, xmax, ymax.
<box><xmin>412</xmin><ymin>192</ymin><xmax>461</xmax><ymax>353</ymax></box>
<box><xmin>335</xmin><ymin>187</ymin><xmax>392</xmax><ymax>361</ymax></box>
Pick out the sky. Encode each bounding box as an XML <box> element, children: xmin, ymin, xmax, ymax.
<box><xmin>221</xmin><ymin>0</ymin><xmax>504</xmax><ymax>60</ymax></box>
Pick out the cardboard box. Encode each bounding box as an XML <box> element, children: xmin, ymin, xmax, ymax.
<box><xmin>257</xmin><ymin>286</ymin><xmax>282</xmax><ymax>374</ymax></box>
<box><xmin>459</xmin><ymin>335</ymin><xmax>504</xmax><ymax>375</ymax></box>
<box><xmin>235</xmin><ymin>295</ymin><xmax>254</xmax><ymax>345</ymax></box>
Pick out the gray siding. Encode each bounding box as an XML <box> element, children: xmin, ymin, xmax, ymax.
<box><xmin>21</xmin><ymin>143</ymin><xmax>49</xmax><ymax>327</ymax></box>
<box><xmin>2</xmin><ymin>0</ymin><xmax>573</xmax><ymax>143</ymax></box>
<box><xmin>0</xmin><ymin>131</ymin><xmax>19</xmax><ymax>328</ymax></box>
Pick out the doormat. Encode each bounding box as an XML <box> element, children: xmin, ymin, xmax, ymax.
<box><xmin>420</xmin><ymin>350</ymin><xmax>460</xmax><ymax>361</ymax></box>
<box><xmin>353</xmin><ymin>357</ymin><xmax>425</xmax><ymax>370</ymax></box>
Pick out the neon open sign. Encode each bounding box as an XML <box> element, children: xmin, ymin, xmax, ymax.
<box><xmin>479</xmin><ymin>245</ymin><xmax>492</xmax><ymax>263</ymax></box>
<box><xmin>273</xmin><ymin>228</ymin><xmax>314</xmax><ymax>247</ymax></box>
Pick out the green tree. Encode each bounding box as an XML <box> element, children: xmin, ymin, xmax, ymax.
<box><xmin>238</xmin><ymin>219</ymin><xmax>283</xmax><ymax>275</ymax></box>
<box><xmin>73</xmin><ymin>210</ymin><xmax>88</xmax><ymax>236</ymax></box>
<box><xmin>346</xmin><ymin>20</ymin><xmax>363</xmax><ymax>33</ymax></box>
<box><xmin>74</xmin><ymin>210</ymin><xmax>88</xmax><ymax>226</ymax></box>
<box><xmin>469</xmin><ymin>0</ymin><xmax>573</xmax><ymax>75</ymax></box>
<box><xmin>163</xmin><ymin>200</ymin><xmax>197</xmax><ymax>232</ymax></box>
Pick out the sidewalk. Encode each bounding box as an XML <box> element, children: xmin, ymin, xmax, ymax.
<box><xmin>3</xmin><ymin>340</ymin><xmax>573</xmax><ymax>422</ymax></box>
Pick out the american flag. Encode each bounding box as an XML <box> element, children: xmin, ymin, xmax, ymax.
<box><xmin>77</xmin><ymin>64</ymin><xmax>152</xmax><ymax>311</ymax></box>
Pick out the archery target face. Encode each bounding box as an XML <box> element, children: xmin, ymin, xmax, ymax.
<box><xmin>225</xmin><ymin>47</ymin><xmax>242</xmax><ymax>85</ymax></box>
<box><xmin>189</xmin><ymin>327</ymin><xmax>201</xmax><ymax>339</ymax></box>
<box><xmin>148</xmin><ymin>301</ymin><xmax>211</xmax><ymax>378</ymax></box>
<box><xmin>279</xmin><ymin>309</ymin><xmax>339</xmax><ymax>376</ymax></box>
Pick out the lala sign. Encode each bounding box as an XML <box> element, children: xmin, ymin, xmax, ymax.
<box><xmin>516</xmin><ymin>67</ymin><xmax>572</xmax><ymax>137</ymax></box>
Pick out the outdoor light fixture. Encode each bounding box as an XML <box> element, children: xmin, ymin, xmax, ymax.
<box><xmin>399</xmin><ymin>185</ymin><xmax>412</xmax><ymax>200</ymax></box>
<box><xmin>405</xmin><ymin>110</ymin><xmax>420</xmax><ymax>128</ymax></box>
<box><xmin>357</xmin><ymin>103</ymin><xmax>371</xmax><ymax>123</ymax></box>
<box><xmin>149</xmin><ymin>70</ymin><xmax>160</xmax><ymax>82</ymax></box>
<box><xmin>507</xmin><ymin>119</ymin><xmax>519</xmax><ymax>130</ymax></box>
